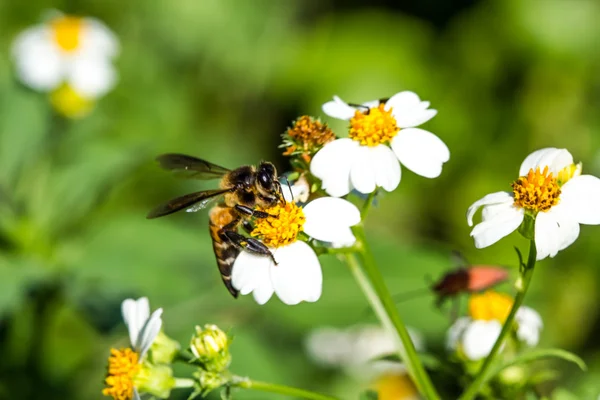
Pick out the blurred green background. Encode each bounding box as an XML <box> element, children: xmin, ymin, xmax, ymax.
<box><xmin>1</xmin><ymin>0</ymin><xmax>600</xmax><ymax>399</ymax></box>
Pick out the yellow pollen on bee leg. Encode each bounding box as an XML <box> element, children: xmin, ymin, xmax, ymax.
<box><xmin>511</xmin><ymin>166</ymin><xmax>561</xmax><ymax>213</ymax></box>
<box><xmin>51</xmin><ymin>16</ymin><xmax>84</xmax><ymax>52</ymax></box>
<box><xmin>251</xmin><ymin>203</ymin><xmax>306</xmax><ymax>248</ymax></box>
<box><xmin>349</xmin><ymin>103</ymin><xmax>400</xmax><ymax>147</ymax></box>
<box><xmin>102</xmin><ymin>348</ymin><xmax>141</xmax><ymax>400</ymax></box>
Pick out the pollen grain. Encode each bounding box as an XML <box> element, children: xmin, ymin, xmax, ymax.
<box><xmin>251</xmin><ymin>203</ymin><xmax>305</xmax><ymax>248</ymax></box>
<box><xmin>103</xmin><ymin>348</ymin><xmax>141</xmax><ymax>400</ymax></box>
<box><xmin>349</xmin><ymin>103</ymin><xmax>399</xmax><ymax>146</ymax></box>
<box><xmin>511</xmin><ymin>166</ymin><xmax>561</xmax><ymax>213</ymax></box>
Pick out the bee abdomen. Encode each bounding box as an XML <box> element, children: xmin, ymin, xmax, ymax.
<box><xmin>209</xmin><ymin>206</ymin><xmax>240</xmax><ymax>298</ymax></box>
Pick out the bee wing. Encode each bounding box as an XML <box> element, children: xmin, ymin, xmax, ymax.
<box><xmin>146</xmin><ymin>189</ymin><xmax>231</xmax><ymax>219</ymax></box>
<box><xmin>155</xmin><ymin>153</ymin><xmax>231</xmax><ymax>180</ymax></box>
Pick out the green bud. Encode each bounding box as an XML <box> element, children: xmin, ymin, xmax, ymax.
<box><xmin>499</xmin><ymin>365</ymin><xmax>526</xmax><ymax>386</ymax></box>
<box><xmin>134</xmin><ymin>363</ymin><xmax>175</xmax><ymax>399</ymax></box>
<box><xmin>190</xmin><ymin>324</ymin><xmax>231</xmax><ymax>372</ymax></box>
<box><xmin>193</xmin><ymin>369</ymin><xmax>230</xmax><ymax>397</ymax></box>
<box><xmin>151</xmin><ymin>331</ymin><xmax>181</xmax><ymax>364</ymax></box>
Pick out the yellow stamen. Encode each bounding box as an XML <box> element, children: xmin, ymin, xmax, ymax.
<box><xmin>469</xmin><ymin>291</ymin><xmax>513</xmax><ymax>323</ymax></box>
<box><xmin>103</xmin><ymin>348</ymin><xmax>141</xmax><ymax>400</ymax></box>
<box><xmin>372</xmin><ymin>373</ymin><xmax>419</xmax><ymax>400</ymax></box>
<box><xmin>51</xmin><ymin>16</ymin><xmax>84</xmax><ymax>52</ymax></box>
<box><xmin>49</xmin><ymin>84</ymin><xmax>94</xmax><ymax>119</ymax></box>
<box><xmin>251</xmin><ymin>203</ymin><xmax>305</xmax><ymax>248</ymax></box>
<box><xmin>349</xmin><ymin>103</ymin><xmax>399</xmax><ymax>146</ymax></box>
<box><xmin>511</xmin><ymin>166</ymin><xmax>561</xmax><ymax>213</ymax></box>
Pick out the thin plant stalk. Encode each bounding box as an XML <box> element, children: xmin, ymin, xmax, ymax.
<box><xmin>233</xmin><ymin>377</ymin><xmax>340</xmax><ymax>400</ymax></box>
<box><xmin>458</xmin><ymin>240</ymin><xmax>537</xmax><ymax>400</ymax></box>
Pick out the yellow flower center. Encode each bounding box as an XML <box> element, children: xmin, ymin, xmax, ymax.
<box><xmin>469</xmin><ymin>291</ymin><xmax>513</xmax><ymax>323</ymax></box>
<box><xmin>49</xmin><ymin>84</ymin><xmax>94</xmax><ymax>119</ymax></box>
<box><xmin>372</xmin><ymin>373</ymin><xmax>419</xmax><ymax>400</ymax></box>
<box><xmin>103</xmin><ymin>348</ymin><xmax>141</xmax><ymax>400</ymax></box>
<box><xmin>51</xmin><ymin>16</ymin><xmax>84</xmax><ymax>52</ymax></box>
<box><xmin>511</xmin><ymin>166</ymin><xmax>561</xmax><ymax>213</ymax></box>
<box><xmin>251</xmin><ymin>202</ymin><xmax>305</xmax><ymax>248</ymax></box>
<box><xmin>349</xmin><ymin>103</ymin><xmax>399</xmax><ymax>146</ymax></box>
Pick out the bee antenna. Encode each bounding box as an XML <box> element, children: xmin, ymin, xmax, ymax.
<box><xmin>283</xmin><ymin>177</ymin><xmax>293</xmax><ymax>203</ymax></box>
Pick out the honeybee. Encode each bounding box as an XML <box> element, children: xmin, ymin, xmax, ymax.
<box><xmin>146</xmin><ymin>153</ymin><xmax>285</xmax><ymax>297</ymax></box>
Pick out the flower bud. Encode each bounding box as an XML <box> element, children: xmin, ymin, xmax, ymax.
<box><xmin>190</xmin><ymin>324</ymin><xmax>231</xmax><ymax>372</ymax></box>
<box><xmin>281</xmin><ymin>116</ymin><xmax>335</xmax><ymax>163</ymax></box>
<box><xmin>134</xmin><ymin>363</ymin><xmax>175</xmax><ymax>399</ymax></box>
<box><xmin>150</xmin><ymin>331</ymin><xmax>180</xmax><ymax>364</ymax></box>
<box><xmin>193</xmin><ymin>370</ymin><xmax>230</xmax><ymax>397</ymax></box>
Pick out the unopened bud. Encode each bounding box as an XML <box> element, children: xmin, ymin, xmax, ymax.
<box><xmin>281</xmin><ymin>116</ymin><xmax>335</xmax><ymax>162</ymax></box>
<box><xmin>151</xmin><ymin>331</ymin><xmax>181</xmax><ymax>364</ymax></box>
<box><xmin>193</xmin><ymin>370</ymin><xmax>230</xmax><ymax>397</ymax></box>
<box><xmin>190</xmin><ymin>324</ymin><xmax>231</xmax><ymax>372</ymax></box>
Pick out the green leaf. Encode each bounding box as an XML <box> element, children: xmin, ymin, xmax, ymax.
<box><xmin>359</xmin><ymin>389</ymin><xmax>378</xmax><ymax>400</ymax></box>
<box><xmin>490</xmin><ymin>348</ymin><xmax>586</xmax><ymax>381</ymax></box>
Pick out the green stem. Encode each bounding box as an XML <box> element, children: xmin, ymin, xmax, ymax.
<box><xmin>350</xmin><ymin>225</ymin><xmax>440</xmax><ymax>400</ymax></box>
<box><xmin>233</xmin><ymin>377</ymin><xmax>340</xmax><ymax>400</ymax></box>
<box><xmin>459</xmin><ymin>240</ymin><xmax>537</xmax><ymax>400</ymax></box>
<box><xmin>361</xmin><ymin>190</ymin><xmax>377</xmax><ymax>219</ymax></box>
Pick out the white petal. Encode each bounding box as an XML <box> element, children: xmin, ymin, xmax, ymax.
<box><xmin>446</xmin><ymin>317</ymin><xmax>471</xmax><ymax>351</ymax></box>
<box><xmin>361</xmin><ymin>99</ymin><xmax>380</xmax><ymax>109</ymax></box>
<box><xmin>470</xmin><ymin>205</ymin><xmax>524</xmax><ymax>248</ymax></box>
<box><xmin>270</xmin><ymin>242</ymin><xmax>322</xmax><ymax>305</ymax></box>
<box><xmin>79</xmin><ymin>18</ymin><xmax>119</xmax><ymax>58</ymax></box>
<box><xmin>516</xmin><ymin>306</ymin><xmax>543</xmax><ymax>346</ymax></box>
<box><xmin>519</xmin><ymin>148</ymin><xmax>573</xmax><ymax>176</ymax></box>
<box><xmin>121</xmin><ymin>297</ymin><xmax>150</xmax><ymax>347</ymax></box>
<box><xmin>322</xmin><ymin>95</ymin><xmax>357</xmax><ymax>120</ymax></box>
<box><xmin>372</xmin><ymin>145</ymin><xmax>401</xmax><ymax>192</ymax></box>
<box><xmin>232</xmin><ymin>250</ymin><xmax>274</xmax><ymax>304</ymax></box>
<box><xmin>66</xmin><ymin>56</ymin><xmax>117</xmax><ymax>97</ymax></box>
<box><xmin>462</xmin><ymin>320</ymin><xmax>502</xmax><ymax>361</ymax></box>
<box><xmin>391</xmin><ymin>128</ymin><xmax>449</xmax><ymax>178</ymax></box>
<box><xmin>303</xmin><ymin>197</ymin><xmax>360</xmax><ymax>243</ymax></box>
<box><xmin>466</xmin><ymin>191</ymin><xmax>514</xmax><ymax>226</ymax></box>
<box><xmin>310</xmin><ymin>139</ymin><xmax>358</xmax><ymax>197</ymax></box>
<box><xmin>386</xmin><ymin>92</ymin><xmax>437</xmax><ymax>128</ymax></box>
<box><xmin>11</xmin><ymin>26</ymin><xmax>64</xmax><ymax>91</ymax></box>
<box><xmin>559</xmin><ymin>175</ymin><xmax>600</xmax><ymax>225</ymax></box>
<box><xmin>304</xmin><ymin>327</ymin><xmax>353</xmax><ymax>367</ymax></box>
<box><xmin>349</xmin><ymin>146</ymin><xmax>378</xmax><ymax>194</ymax></box>
<box><xmin>137</xmin><ymin>308</ymin><xmax>163</xmax><ymax>358</ymax></box>
<box><xmin>534</xmin><ymin>207</ymin><xmax>580</xmax><ymax>260</ymax></box>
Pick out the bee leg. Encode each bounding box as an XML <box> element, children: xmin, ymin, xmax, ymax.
<box><xmin>234</xmin><ymin>205</ymin><xmax>274</xmax><ymax>219</ymax></box>
<box><xmin>221</xmin><ymin>230</ymin><xmax>278</xmax><ymax>265</ymax></box>
<box><xmin>241</xmin><ymin>220</ymin><xmax>254</xmax><ymax>234</ymax></box>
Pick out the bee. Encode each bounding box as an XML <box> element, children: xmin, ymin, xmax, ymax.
<box><xmin>146</xmin><ymin>153</ymin><xmax>285</xmax><ymax>298</ymax></box>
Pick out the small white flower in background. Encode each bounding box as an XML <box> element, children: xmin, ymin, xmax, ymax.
<box><xmin>447</xmin><ymin>291</ymin><xmax>543</xmax><ymax>361</ymax></box>
<box><xmin>104</xmin><ymin>297</ymin><xmax>166</xmax><ymax>400</ymax></box>
<box><xmin>305</xmin><ymin>325</ymin><xmax>422</xmax><ymax>400</ymax></box>
<box><xmin>232</xmin><ymin>188</ymin><xmax>360</xmax><ymax>305</ymax></box>
<box><xmin>11</xmin><ymin>11</ymin><xmax>119</xmax><ymax>118</ymax></box>
<box><xmin>310</xmin><ymin>91</ymin><xmax>450</xmax><ymax>197</ymax></box>
<box><xmin>468</xmin><ymin>147</ymin><xmax>600</xmax><ymax>260</ymax></box>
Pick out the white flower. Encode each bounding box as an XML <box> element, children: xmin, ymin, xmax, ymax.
<box><xmin>305</xmin><ymin>324</ymin><xmax>423</xmax><ymax>381</ymax></box>
<box><xmin>11</xmin><ymin>12</ymin><xmax>118</xmax><ymax>97</ymax></box>
<box><xmin>121</xmin><ymin>297</ymin><xmax>163</xmax><ymax>359</ymax></box>
<box><xmin>446</xmin><ymin>318</ymin><xmax>502</xmax><ymax>361</ymax></box>
<box><xmin>311</xmin><ymin>91</ymin><xmax>450</xmax><ymax>197</ymax></box>
<box><xmin>467</xmin><ymin>148</ymin><xmax>600</xmax><ymax>260</ymax></box>
<box><xmin>232</xmin><ymin>196</ymin><xmax>360</xmax><ymax>305</ymax></box>
<box><xmin>515</xmin><ymin>306</ymin><xmax>543</xmax><ymax>346</ymax></box>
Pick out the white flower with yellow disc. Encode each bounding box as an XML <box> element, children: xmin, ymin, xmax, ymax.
<box><xmin>467</xmin><ymin>148</ymin><xmax>600</xmax><ymax>260</ymax></box>
<box><xmin>232</xmin><ymin>194</ymin><xmax>360</xmax><ymax>305</ymax></box>
<box><xmin>11</xmin><ymin>11</ymin><xmax>118</xmax><ymax>116</ymax></box>
<box><xmin>103</xmin><ymin>297</ymin><xmax>174</xmax><ymax>400</ymax></box>
<box><xmin>310</xmin><ymin>91</ymin><xmax>450</xmax><ymax>197</ymax></box>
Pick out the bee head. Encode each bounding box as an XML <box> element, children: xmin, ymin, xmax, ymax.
<box><xmin>257</xmin><ymin>162</ymin><xmax>285</xmax><ymax>204</ymax></box>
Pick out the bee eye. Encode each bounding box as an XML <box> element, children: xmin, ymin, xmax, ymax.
<box><xmin>258</xmin><ymin>171</ymin><xmax>272</xmax><ymax>187</ymax></box>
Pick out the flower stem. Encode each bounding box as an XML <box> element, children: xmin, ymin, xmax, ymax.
<box><xmin>232</xmin><ymin>377</ymin><xmax>340</xmax><ymax>400</ymax></box>
<box><xmin>458</xmin><ymin>240</ymin><xmax>537</xmax><ymax>400</ymax></box>
<box><xmin>350</xmin><ymin>225</ymin><xmax>440</xmax><ymax>400</ymax></box>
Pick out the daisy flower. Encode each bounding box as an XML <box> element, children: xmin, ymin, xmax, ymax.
<box><xmin>310</xmin><ymin>91</ymin><xmax>450</xmax><ymax>197</ymax></box>
<box><xmin>11</xmin><ymin>12</ymin><xmax>118</xmax><ymax>117</ymax></box>
<box><xmin>232</xmin><ymin>193</ymin><xmax>360</xmax><ymax>305</ymax></box>
<box><xmin>103</xmin><ymin>297</ymin><xmax>169</xmax><ymax>400</ymax></box>
<box><xmin>467</xmin><ymin>148</ymin><xmax>600</xmax><ymax>260</ymax></box>
<box><xmin>446</xmin><ymin>291</ymin><xmax>543</xmax><ymax>361</ymax></box>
